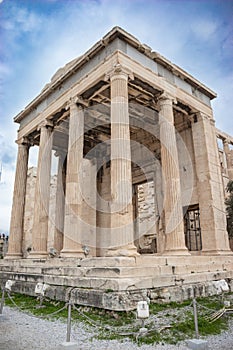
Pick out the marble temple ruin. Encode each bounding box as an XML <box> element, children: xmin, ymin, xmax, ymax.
<box><xmin>1</xmin><ymin>27</ymin><xmax>233</xmax><ymax>310</ymax></box>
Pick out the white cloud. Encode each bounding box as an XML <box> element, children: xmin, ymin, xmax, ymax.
<box><xmin>0</xmin><ymin>62</ymin><xmax>10</xmax><ymax>76</ymax></box>
<box><xmin>0</xmin><ymin>163</ymin><xmax>15</xmax><ymax>233</ymax></box>
<box><xmin>191</xmin><ymin>18</ymin><xmax>218</xmax><ymax>41</ymax></box>
<box><xmin>1</xmin><ymin>5</ymin><xmax>43</xmax><ymax>33</ymax></box>
<box><xmin>212</xmin><ymin>72</ymin><xmax>233</xmax><ymax>135</ymax></box>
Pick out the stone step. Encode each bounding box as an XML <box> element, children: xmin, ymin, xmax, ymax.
<box><xmin>0</xmin><ymin>265</ymin><xmax>42</xmax><ymax>274</ymax></box>
<box><xmin>1</xmin><ymin>258</ymin><xmax>232</xmax><ymax>280</ymax></box>
<box><xmin>83</xmin><ymin>266</ymin><xmax>161</xmax><ymax>278</ymax></box>
<box><xmin>166</xmin><ymin>255</ymin><xmax>233</xmax><ymax>266</ymax></box>
<box><xmin>80</xmin><ymin>257</ymin><xmax>137</xmax><ymax>267</ymax></box>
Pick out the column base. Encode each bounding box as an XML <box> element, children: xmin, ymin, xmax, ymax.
<box><xmin>4</xmin><ymin>253</ymin><xmax>23</xmax><ymax>259</ymax></box>
<box><xmin>60</xmin><ymin>249</ymin><xmax>85</xmax><ymax>258</ymax></box>
<box><xmin>28</xmin><ymin>251</ymin><xmax>48</xmax><ymax>259</ymax></box>
<box><xmin>201</xmin><ymin>249</ymin><xmax>233</xmax><ymax>256</ymax></box>
<box><xmin>162</xmin><ymin>248</ymin><xmax>190</xmax><ymax>256</ymax></box>
<box><xmin>106</xmin><ymin>245</ymin><xmax>139</xmax><ymax>257</ymax></box>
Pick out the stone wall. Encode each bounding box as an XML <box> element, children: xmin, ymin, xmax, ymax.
<box><xmin>136</xmin><ymin>181</ymin><xmax>157</xmax><ymax>252</ymax></box>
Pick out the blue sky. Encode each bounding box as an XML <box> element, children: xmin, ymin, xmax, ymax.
<box><xmin>0</xmin><ymin>0</ymin><xmax>232</xmax><ymax>232</ymax></box>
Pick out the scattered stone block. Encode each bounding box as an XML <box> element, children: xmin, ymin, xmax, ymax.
<box><xmin>212</xmin><ymin>279</ymin><xmax>229</xmax><ymax>293</ymax></box>
<box><xmin>57</xmin><ymin>342</ymin><xmax>78</xmax><ymax>350</ymax></box>
<box><xmin>0</xmin><ymin>314</ymin><xmax>7</xmax><ymax>320</ymax></box>
<box><xmin>186</xmin><ymin>338</ymin><xmax>208</xmax><ymax>350</ymax></box>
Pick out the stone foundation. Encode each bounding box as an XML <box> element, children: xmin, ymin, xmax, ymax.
<box><xmin>1</xmin><ymin>255</ymin><xmax>233</xmax><ymax>311</ymax></box>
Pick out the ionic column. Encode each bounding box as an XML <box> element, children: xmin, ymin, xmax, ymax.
<box><xmin>107</xmin><ymin>64</ymin><xmax>138</xmax><ymax>256</ymax></box>
<box><xmin>223</xmin><ymin>139</ymin><xmax>233</xmax><ymax>180</ymax></box>
<box><xmin>192</xmin><ymin>113</ymin><xmax>231</xmax><ymax>254</ymax></box>
<box><xmin>53</xmin><ymin>150</ymin><xmax>66</xmax><ymax>253</ymax></box>
<box><xmin>158</xmin><ymin>93</ymin><xmax>189</xmax><ymax>255</ymax></box>
<box><xmin>30</xmin><ymin>120</ymin><xmax>53</xmax><ymax>258</ymax></box>
<box><xmin>60</xmin><ymin>99</ymin><xmax>85</xmax><ymax>257</ymax></box>
<box><xmin>6</xmin><ymin>138</ymin><xmax>30</xmax><ymax>259</ymax></box>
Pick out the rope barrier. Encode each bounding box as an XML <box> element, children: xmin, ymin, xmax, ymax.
<box><xmin>6</xmin><ymin>291</ymin><xmax>68</xmax><ymax>319</ymax></box>
<box><xmin>72</xmin><ymin>304</ymin><xmax>138</xmax><ymax>335</ymax></box>
<box><xmin>72</xmin><ymin>303</ymin><xmax>175</xmax><ymax>339</ymax></box>
<box><xmin>196</xmin><ymin>301</ymin><xmax>218</xmax><ymax>312</ymax></box>
<box><xmin>72</xmin><ymin>304</ymin><xmax>100</xmax><ymax>329</ymax></box>
<box><xmin>195</xmin><ymin>299</ymin><xmax>233</xmax><ymax>323</ymax></box>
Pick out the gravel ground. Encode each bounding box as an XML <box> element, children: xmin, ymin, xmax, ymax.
<box><xmin>0</xmin><ymin>306</ymin><xmax>233</xmax><ymax>350</ymax></box>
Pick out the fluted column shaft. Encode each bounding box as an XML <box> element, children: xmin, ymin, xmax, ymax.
<box><xmin>192</xmin><ymin>113</ymin><xmax>231</xmax><ymax>254</ymax></box>
<box><xmin>159</xmin><ymin>94</ymin><xmax>189</xmax><ymax>255</ymax></box>
<box><xmin>30</xmin><ymin>121</ymin><xmax>53</xmax><ymax>258</ymax></box>
<box><xmin>6</xmin><ymin>140</ymin><xmax>29</xmax><ymax>258</ymax></box>
<box><xmin>108</xmin><ymin>66</ymin><xmax>138</xmax><ymax>256</ymax></box>
<box><xmin>53</xmin><ymin>151</ymin><xmax>66</xmax><ymax>253</ymax></box>
<box><xmin>223</xmin><ymin>139</ymin><xmax>233</xmax><ymax>180</ymax></box>
<box><xmin>60</xmin><ymin>100</ymin><xmax>84</xmax><ymax>257</ymax></box>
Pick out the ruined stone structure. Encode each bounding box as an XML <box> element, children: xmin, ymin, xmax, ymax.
<box><xmin>0</xmin><ymin>236</ymin><xmax>8</xmax><ymax>259</ymax></box>
<box><xmin>1</xmin><ymin>27</ymin><xmax>233</xmax><ymax>310</ymax></box>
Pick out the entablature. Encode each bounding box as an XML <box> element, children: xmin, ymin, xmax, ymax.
<box><xmin>14</xmin><ymin>27</ymin><xmax>215</xmax><ymax>134</ymax></box>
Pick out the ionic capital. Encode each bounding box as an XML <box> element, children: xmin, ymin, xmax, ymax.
<box><xmin>157</xmin><ymin>92</ymin><xmax>176</xmax><ymax>110</ymax></box>
<box><xmin>16</xmin><ymin>136</ymin><xmax>31</xmax><ymax>147</ymax></box>
<box><xmin>54</xmin><ymin>149</ymin><xmax>66</xmax><ymax>159</ymax></box>
<box><xmin>197</xmin><ymin>112</ymin><xmax>215</xmax><ymax>125</ymax></box>
<box><xmin>223</xmin><ymin>138</ymin><xmax>230</xmax><ymax>146</ymax></box>
<box><xmin>37</xmin><ymin>119</ymin><xmax>53</xmax><ymax>131</ymax></box>
<box><xmin>105</xmin><ymin>64</ymin><xmax>134</xmax><ymax>82</ymax></box>
<box><xmin>65</xmin><ymin>96</ymin><xmax>87</xmax><ymax>111</ymax></box>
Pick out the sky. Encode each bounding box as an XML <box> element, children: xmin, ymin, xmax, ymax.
<box><xmin>0</xmin><ymin>0</ymin><xmax>232</xmax><ymax>233</ymax></box>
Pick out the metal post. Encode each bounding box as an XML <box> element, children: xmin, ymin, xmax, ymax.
<box><xmin>0</xmin><ymin>288</ymin><xmax>5</xmax><ymax>314</ymax></box>
<box><xmin>39</xmin><ymin>295</ymin><xmax>43</xmax><ymax>307</ymax></box>
<box><xmin>66</xmin><ymin>300</ymin><xmax>72</xmax><ymax>342</ymax></box>
<box><xmin>193</xmin><ymin>298</ymin><xmax>199</xmax><ymax>339</ymax></box>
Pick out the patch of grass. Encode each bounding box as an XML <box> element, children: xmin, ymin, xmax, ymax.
<box><xmin>149</xmin><ymin>299</ymin><xmax>191</xmax><ymax>313</ymax></box>
<box><xmin>197</xmin><ymin>315</ymin><xmax>228</xmax><ymax>335</ymax></box>
<box><xmin>137</xmin><ymin>330</ymin><xmax>162</xmax><ymax>345</ymax></box>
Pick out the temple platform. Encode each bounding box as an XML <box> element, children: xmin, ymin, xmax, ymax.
<box><xmin>1</xmin><ymin>255</ymin><xmax>233</xmax><ymax>310</ymax></box>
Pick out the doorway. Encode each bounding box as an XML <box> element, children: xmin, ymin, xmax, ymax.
<box><xmin>184</xmin><ymin>205</ymin><xmax>202</xmax><ymax>251</ymax></box>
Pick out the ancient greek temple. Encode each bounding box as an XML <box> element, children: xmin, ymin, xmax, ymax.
<box><xmin>1</xmin><ymin>27</ymin><xmax>233</xmax><ymax>310</ymax></box>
